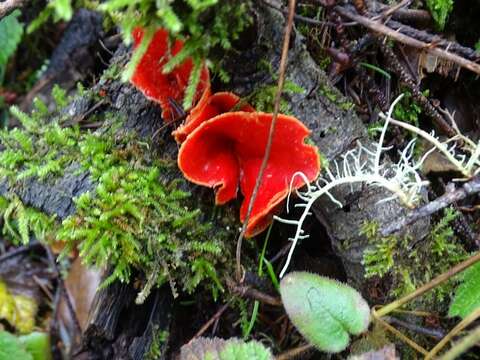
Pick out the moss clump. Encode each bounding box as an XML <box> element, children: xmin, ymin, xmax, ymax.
<box><xmin>0</xmin><ymin>91</ymin><xmax>235</xmax><ymax>301</ymax></box>
<box><xmin>248</xmin><ymin>80</ymin><xmax>305</xmax><ymax>114</ymax></box>
<box><xmin>318</xmin><ymin>84</ymin><xmax>354</xmax><ymax>111</ymax></box>
<box><xmin>362</xmin><ymin>207</ymin><xmax>469</xmax><ymax>307</ymax></box>
<box><xmin>145</xmin><ymin>328</ymin><xmax>169</xmax><ymax>360</ymax></box>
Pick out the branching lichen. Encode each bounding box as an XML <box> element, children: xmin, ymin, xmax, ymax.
<box><xmin>275</xmin><ymin>94</ymin><xmax>480</xmax><ymax>278</ymax></box>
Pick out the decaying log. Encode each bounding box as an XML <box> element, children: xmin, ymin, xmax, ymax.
<box><xmin>76</xmin><ymin>282</ymin><xmax>172</xmax><ymax>360</ymax></box>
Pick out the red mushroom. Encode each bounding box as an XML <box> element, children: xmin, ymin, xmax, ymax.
<box><xmin>130</xmin><ymin>27</ymin><xmax>210</xmax><ymax>121</ymax></box>
<box><xmin>178</xmin><ymin>112</ymin><xmax>320</xmax><ymax>237</ymax></box>
<box><xmin>173</xmin><ymin>92</ymin><xmax>255</xmax><ymax>143</ymax></box>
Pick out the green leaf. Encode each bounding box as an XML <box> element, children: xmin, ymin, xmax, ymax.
<box><xmin>0</xmin><ymin>331</ymin><xmax>33</xmax><ymax>360</ymax></box>
<box><xmin>219</xmin><ymin>340</ymin><xmax>271</xmax><ymax>360</ymax></box>
<box><xmin>0</xmin><ymin>10</ymin><xmax>23</xmax><ymax>82</ymax></box>
<box><xmin>19</xmin><ymin>332</ymin><xmax>52</xmax><ymax>360</ymax></box>
<box><xmin>449</xmin><ymin>261</ymin><xmax>480</xmax><ymax>319</ymax></box>
<box><xmin>280</xmin><ymin>271</ymin><xmax>370</xmax><ymax>353</ymax></box>
<box><xmin>180</xmin><ymin>337</ymin><xmax>273</xmax><ymax>360</ymax></box>
<box><xmin>51</xmin><ymin>0</ymin><xmax>73</xmax><ymax>21</ymax></box>
<box><xmin>426</xmin><ymin>0</ymin><xmax>454</xmax><ymax>30</ymax></box>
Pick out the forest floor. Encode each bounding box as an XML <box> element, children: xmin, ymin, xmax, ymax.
<box><xmin>1</xmin><ymin>0</ymin><xmax>480</xmax><ymax>359</ymax></box>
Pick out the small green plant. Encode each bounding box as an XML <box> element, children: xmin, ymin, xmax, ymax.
<box><xmin>27</xmin><ymin>1</ymin><xmax>251</xmax><ymax>108</ymax></box>
<box><xmin>0</xmin><ymin>331</ymin><xmax>51</xmax><ymax>360</ymax></box>
<box><xmin>280</xmin><ymin>271</ymin><xmax>370</xmax><ymax>353</ymax></box>
<box><xmin>1</xmin><ymin>194</ymin><xmax>56</xmax><ymax>246</ymax></box>
<box><xmin>426</xmin><ymin>0</ymin><xmax>454</xmax><ymax>30</ymax></box>
<box><xmin>362</xmin><ymin>221</ymin><xmax>398</xmax><ymax>278</ymax></box>
<box><xmin>248</xmin><ymin>81</ymin><xmax>305</xmax><ymax>114</ymax></box>
<box><xmin>361</xmin><ymin>208</ymin><xmax>468</xmax><ymax>304</ymax></box>
<box><xmin>393</xmin><ymin>90</ymin><xmax>427</xmax><ymax>127</ymax></box>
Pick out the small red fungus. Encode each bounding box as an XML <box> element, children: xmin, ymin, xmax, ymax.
<box><xmin>130</xmin><ymin>27</ymin><xmax>210</xmax><ymax>121</ymax></box>
<box><xmin>173</xmin><ymin>91</ymin><xmax>255</xmax><ymax>143</ymax></box>
<box><xmin>178</xmin><ymin>112</ymin><xmax>320</xmax><ymax>237</ymax></box>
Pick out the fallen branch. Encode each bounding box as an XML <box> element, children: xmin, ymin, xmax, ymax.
<box><xmin>381</xmin><ymin>176</ymin><xmax>480</xmax><ymax>236</ymax></box>
<box><xmin>386</xmin><ymin>19</ymin><xmax>479</xmax><ymax>61</ymax></box>
<box><xmin>335</xmin><ymin>6</ymin><xmax>480</xmax><ymax>76</ymax></box>
<box><xmin>0</xmin><ymin>0</ymin><xmax>24</xmax><ymax>19</ymax></box>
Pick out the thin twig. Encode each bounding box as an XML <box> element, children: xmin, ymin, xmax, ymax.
<box><xmin>426</xmin><ymin>307</ymin><xmax>480</xmax><ymax>359</ymax></box>
<box><xmin>384</xmin><ymin>316</ymin><xmax>444</xmax><ymax>339</ymax></box>
<box><xmin>372</xmin><ymin>310</ymin><xmax>429</xmax><ymax>355</ymax></box>
<box><xmin>275</xmin><ymin>343</ymin><xmax>314</xmax><ymax>360</ymax></box>
<box><xmin>375</xmin><ymin>0</ymin><xmax>411</xmax><ymax>19</ymax></box>
<box><xmin>189</xmin><ymin>303</ymin><xmax>229</xmax><ymax>342</ymax></box>
<box><xmin>367</xmin><ymin>0</ymin><xmax>432</xmax><ymax>25</ymax></box>
<box><xmin>439</xmin><ymin>324</ymin><xmax>480</xmax><ymax>360</ymax></box>
<box><xmin>262</xmin><ymin>0</ymin><xmax>357</xmax><ymax>27</ymax></box>
<box><xmin>425</xmin><ymin>308</ymin><xmax>480</xmax><ymax>360</ymax></box>
<box><xmin>231</xmin><ymin>284</ymin><xmax>282</xmax><ymax>306</ymax></box>
<box><xmin>381</xmin><ymin>176</ymin><xmax>480</xmax><ymax>236</ymax></box>
<box><xmin>0</xmin><ymin>0</ymin><xmax>24</xmax><ymax>19</ymax></box>
<box><xmin>334</xmin><ymin>6</ymin><xmax>480</xmax><ymax>76</ymax></box>
<box><xmin>385</xmin><ymin>19</ymin><xmax>479</xmax><ymax>61</ymax></box>
<box><xmin>235</xmin><ymin>0</ymin><xmax>297</xmax><ymax>282</ymax></box>
<box><xmin>378</xmin><ymin>41</ymin><xmax>455</xmax><ymax>137</ymax></box>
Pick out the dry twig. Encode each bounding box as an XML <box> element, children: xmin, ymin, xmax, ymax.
<box><xmin>189</xmin><ymin>303</ymin><xmax>230</xmax><ymax>342</ymax></box>
<box><xmin>0</xmin><ymin>0</ymin><xmax>24</xmax><ymax>19</ymax></box>
<box><xmin>235</xmin><ymin>0</ymin><xmax>297</xmax><ymax>281</ymax></box>
<box><xmin>334</xmin><ymin>6</ymin><xmax>480</xmax><ymax>76</ymax></box>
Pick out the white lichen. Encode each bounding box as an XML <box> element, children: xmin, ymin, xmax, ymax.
<box><xmin>275</xmin><ymin>94</ymin><xmax>480</xmax><ymax>278</ymax></box>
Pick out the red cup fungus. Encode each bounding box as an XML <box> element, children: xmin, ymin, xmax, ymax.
<box><xmin>173</xmin><ymin>91</ymin><xmax>255</xmax><ymax>143</ymax></box>
<box><xmin>129</xmin><ymin>27</ymin><xmax>321</xmax><ymax>237</ymax></box>
<box><xmin>178</xmin><ymin>112</ymin><xmax>321</xmax><ymax>237</ymax></box>
<box><xmin>130</xmin><ymin>27</ymin><xmax>210</xmax><ymax>122</ymax></box>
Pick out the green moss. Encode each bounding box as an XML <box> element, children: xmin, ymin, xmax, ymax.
<box><xmin>393</xmin><ymin>90</ymin><xmax>429</xmax><ymax>127</ymax></box>
<box><xmin>145</xmin><ymin>328</ymin><xmax>169</xmax><ymax>360</ymax></box>
<box><xmin>318</xmin><ymin>84</ymin><xmax>354</xmax><ymax>111</ymax></box>
<box><xmin>0</xmin><ymin>194</ymin><xmax>56</xmax><ymax>246</ymax></box>
<box><xmin>247</xmin><ymin>80</ymin><xmax>305</xmax><ymax>114</ymax></box>
<box><xmin>362</xmin><ymin>207</ymin><xmax>469</xmax><ymax>307</ymax></box>
<box><xmin>0</xmin><ymin>89</ymin><xmax>236</xmax><ymax>301</ymax></box>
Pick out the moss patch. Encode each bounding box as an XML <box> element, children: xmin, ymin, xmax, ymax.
<box><xmin>0</xmin><ymin>91</ymin><xmax>237</xmax><ymax>301</ymax></box>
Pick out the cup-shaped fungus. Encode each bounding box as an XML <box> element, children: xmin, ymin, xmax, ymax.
<box><xmin>178</xmin><ymin>112</ymin><xmax>320</xmax><ymax>237</ymax></box>
<box><xmin>130</xmin><ymin>28</ymin><xmax>210</xmax><ymax>121</ymax></box>
<box><xmin>173</xmin><ymin>92</ymin><xmax>255</xmax><ymax>143</ymax></box>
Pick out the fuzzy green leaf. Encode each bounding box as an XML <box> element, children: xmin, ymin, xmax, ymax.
<box><xmin>0</xmin><ymin>331</ymin><xmax>33</xmax><ymax>360</ymax></box>
<box><xmin>180</xmin><ymin>337</ymin><xmax>273</xmax><ymax>360</ymax></box>
<box><xmin>280</xmin><ymin>272</ymin><xmax>370</xmax><ymax>353</ymax></box>
<box><xmin>0</xmin><ymin>10</ymin><xmax>23</xmax><ymax>82</ymax></box>
<box><xmin>449</xmin><ymin>261</ymin><xmax>480</xmax><ymax>319</ymax></box>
